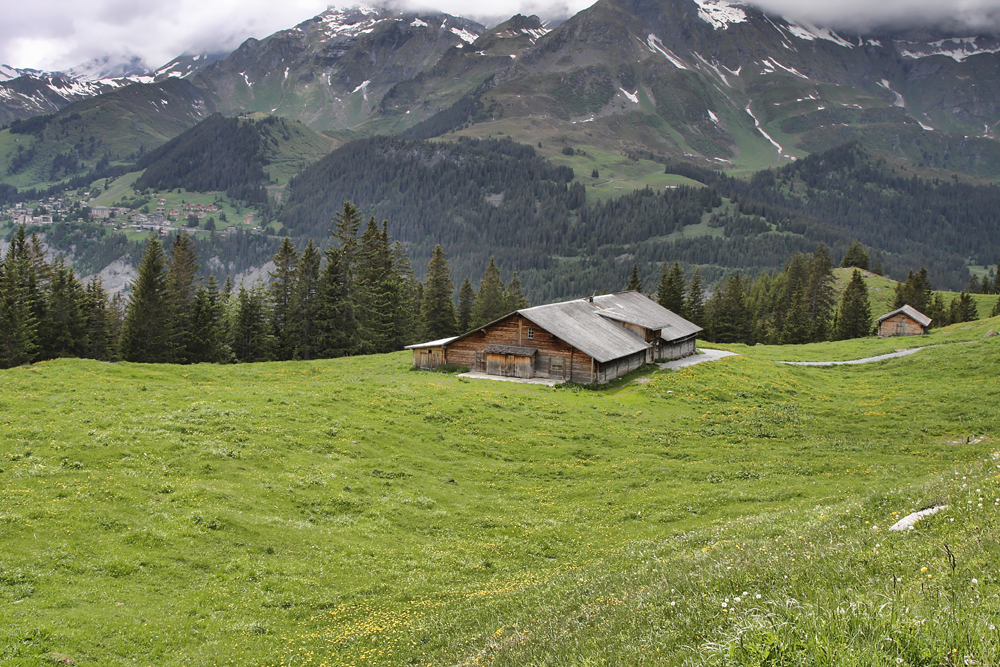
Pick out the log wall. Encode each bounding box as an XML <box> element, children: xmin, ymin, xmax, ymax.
<box><xmin>878</xmin><ymin>314</ymin><xmax>926</xmax><ymax>337</ymax></box>
<box><xmin>445</xmin><ymin>314</ymin><xmax>597</xmax><ymax>383</ymax></box>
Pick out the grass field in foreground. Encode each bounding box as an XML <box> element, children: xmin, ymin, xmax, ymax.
<box><xmin>2</xmin><ymin>319</ymin><xmax>999</xmax><ymax>666</ymax></box>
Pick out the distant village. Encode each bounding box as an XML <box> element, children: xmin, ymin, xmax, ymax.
<box><xmin>3</xmin><ymin>195</ymin><xmax>259</xmax><ymax>237</ymax></box>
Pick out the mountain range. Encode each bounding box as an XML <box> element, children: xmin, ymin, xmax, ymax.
<box><xmin>4</xmin><ymin>0</ymin><xmax>1000</xmax><ymax>298</ymax></box>
<box><xmin>6</xmin><ymin>0</ymin><xmax>1000</xmax><ymax>177</ymax></box>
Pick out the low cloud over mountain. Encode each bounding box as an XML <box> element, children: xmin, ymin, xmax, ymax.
<box><xmin>2</xmin><ymin>0</ymin><xmax>1000</xmax><ymax>73</ymax></box>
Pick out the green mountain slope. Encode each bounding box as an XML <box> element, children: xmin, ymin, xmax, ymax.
<box><xmin>133</xmin><ymin>113</ymin><xmax>335</xmax><ymax>202</ymax></box>
<box><xmin>0</xmin><ymin>79</ymin><xmax>215</xmax><ymax>189</ymax></box>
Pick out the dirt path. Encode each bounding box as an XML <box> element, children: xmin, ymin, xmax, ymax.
<box><xmin>778</xmin><ymin>347</ymin><xmax>926</xmax><ymax>366</ymax></box>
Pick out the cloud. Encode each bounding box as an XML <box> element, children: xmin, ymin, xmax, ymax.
<box><xmin>4</xmin><ymin>0</ymin><xmax>1000</xmax><ymax>73</ymax></box>
<box><xmin>750</xmin><ymin>0</ymin><xmax>1000</xmax><ymax>33</ymax></box>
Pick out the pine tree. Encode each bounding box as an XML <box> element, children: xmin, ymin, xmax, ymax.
<box><xmin>471</xmin><ymin>257</ymin><xmax>507</xmax><ymax>327</ymax></box>
<box><xmin>840</xmin><ymin>241</ymin><xmax>870</xmax><ymax>270</ymax></box>
<box><xmin>82</xmin><ymin>276</ymin><xmax>114</xmax><ymax>361</ymax></box>
<box><xmin>685</xmin><ymin>268</ymin><xmax>706</xmax><ymax>328</ymax></box>
<box><xmin>456</xmin><ymin>277</ymin><xmax>475</xmax><ymax>333</ymax></box>
<box><xmin>166</xmin><ymin>231</ymin><xmax>201</xmax><ymax>363</ymax></box>
<box><xmin>707</xmin><ymin>273</ymin><xmax>751</xmax><ymax>344</ymax></box>
<box><xmin>625</xmin><ymin>263</ymin><xmax>642</xmax><ymax>292</ymax></box>
<box><xmin>231</xmin><ymin>283</ymin><xmax>274</xmax><ymax>362</ymax></box>
<box><xmin>981</xmin><ymin>274</ymin><xmax>992</xmax><ymax>295</ymax></box>
<box><xmin>290</xmin><ymin>240</ymin><xmax>323</xmax><ymax>360</ymax></box>
<box><xmin>189</xmin><ymin>275</ymin><xmax>229</xmax><ymax>363</ymax></box>
<box><xmin>657</xmin><ymin>261</ymin><xmax>686</xmax><ymax>315</ymax></box>
<box><xmin>806</xmin><ymin>245</ymin><xmax>835</xmax><ymax>340</ymax></box>
<box><xmin>872</xmin><ymin>257</ymin><xmax>884</xmax><ymax>276</ymax></box>
<box><xmin>120</xmin><ymin>235</ymin><xmax>172</xmax><ymax>363</ymax></box>
<box><xmin>421</xmin><ymin>245</ymin><xmax>457</xmax><ymax>340</ymax></box>
<box><xmin>44</xmin><ymin>258</ymin><xmax>87</xmax><ymax>359</ymax></box>
<box><xmin>836</xmin><ymin>269</ymin><xmax>872</xmax><ymax>339</ymax></box>
<box><xmin>993</xmin><ymin>260</ymin><xmax>1000</xmax><ymax>295</ymax></box>
<box><xmin>269</xmin><ymin>237</ymin><xmax>299</xmax><ymax>360</ymax></box>
<box><xmin>992</xmin><ymin>296</ymin><xmax>1000</xmax><ymax>317</ymax></box>
<box><xmin>504</xmin><ymin>270</ymin><xmax>529</xmax><ymax>312</ymax></box>
<box><xmin>0</xmin><ymin>239</ymin><xmax>38</xmax><ymax>368</ymax></box>
<box><xmin>316</xmin><ymin>244</ymin><xmax>358</xmax><ymax>358</ymax></box>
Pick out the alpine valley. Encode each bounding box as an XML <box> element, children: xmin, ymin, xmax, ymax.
<box><xmin>4</xmin><ymin>0</ymin><xmax>1000</xmax><ymax>296</ymax></box>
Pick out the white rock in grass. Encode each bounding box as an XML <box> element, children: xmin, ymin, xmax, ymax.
<box><xmin>889</xmin><ymin>505</ymin><xmax>947</xmax><ymax>531</ymax></box>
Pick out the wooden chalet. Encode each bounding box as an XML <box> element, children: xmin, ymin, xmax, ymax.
<box><xmin>876</xmin><ymin>305</ymin><xmax>932</xmax><ymax>337</ymax></box>
<box><xmin>406</xmin><ymin>291</ymin><xmax>702</xmax><ymax>384</ymax></box>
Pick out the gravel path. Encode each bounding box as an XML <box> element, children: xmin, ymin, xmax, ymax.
<box><xmin>778</xmin><ymin>347</ymin><xmax>926</xmax><ymax>366</ymax></box>
<box><xmin>660</xmin><ymin>348</ymin><xmax>739</xmax><ymax>370</ymax></box>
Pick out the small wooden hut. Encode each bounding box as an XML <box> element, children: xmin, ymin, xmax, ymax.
<box><xmin>876</xmin><ymin>305</ymin><xmax>932</xmax><ymax>337</ymax></box>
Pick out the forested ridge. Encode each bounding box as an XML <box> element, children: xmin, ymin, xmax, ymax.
<box><xmin>276</xmin><ymin>137</ymin><xmax>999</xmax><ymax>298</ymax></box>
<box><xmin>134</xmin><ymin>114</ymin><xmax>276</xmax><ymax>204</ymax></box>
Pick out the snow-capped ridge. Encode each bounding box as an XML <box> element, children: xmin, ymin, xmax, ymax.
<box><xmin>693</xmin><ymin>0</ymin><xmax>748</xmax><ymax>30</ymax></box>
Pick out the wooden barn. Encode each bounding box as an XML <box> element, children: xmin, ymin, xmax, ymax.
<box><xmin>876</xmin><ymin>305</ymin><xmax>932</xmax><ymax>337</ymax></box>
<box><xmin>406</xmin><ymin>292</ymin><xmax>702</xmax><ymax>384</ymax></box>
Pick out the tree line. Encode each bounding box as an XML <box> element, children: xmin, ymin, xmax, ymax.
<box><xmin>0</xmin><ymin>204</ymin><xmax>532</xmax><ymax>368</ymax></box>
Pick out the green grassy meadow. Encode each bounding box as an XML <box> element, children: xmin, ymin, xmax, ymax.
<box><xmin>2</xmin><ymin>319</ymin><xmax>1000</xmax><ymax>666</ymax></box>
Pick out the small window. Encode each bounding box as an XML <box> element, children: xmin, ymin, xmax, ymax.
<box><xmin>527</xmin><ymin>327</ymin><xmax>534</xmax><ymax>339</ymax></box>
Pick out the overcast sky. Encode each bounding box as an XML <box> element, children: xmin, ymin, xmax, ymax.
<box><xmin>4</xmin><ymin>0</ymin><xmax>1000</xmax><ymax>72</ymax></box>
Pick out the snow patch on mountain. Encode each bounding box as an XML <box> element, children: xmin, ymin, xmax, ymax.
<box><xmin>693</xmin><ymin>0</ymin><xmax>748</xmax><ymax>30</ymax></box>
<box><xmin>411</xmin><ymin>18</ymin><xmax>429</xmax><ymax>27</ymax></box>
<box><xmin>645</xmin><ymin>35</ymin><xmax>689</xmax><ymax>70</ymax></box>
<box><xmin>878</xmin><ymin>79</ymin><xmax>905</xmax><ymax>108</ymax></box>
<box><xmin>620</xmin><ymin>88</ymin><xmax>638</xmax><ymax>103</ymax></box>
<box><xmin>897</xmin><ymin>37</ymin><xmax>1000</xmax><ymax>62</ymax></box>
<box><xmin>451</xmin><ymin>27</ymin><xmax>478</xmax><ymax>44</ymax></box>
<box><xmin>746</xmin><ymin>103</ymin><xmax>789</xmax><ymax>158</ymax></box>
<box><xmin>784</xmin><ymin>22</ymin><xmax>853</xmax><ymax>48</ymax></box>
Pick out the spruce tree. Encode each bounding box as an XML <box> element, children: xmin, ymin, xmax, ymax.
<box><xmin>421</xmin><ymin>245</ymin><xmax>457</xmax><ymax>340</ymax></box>
<box><xmin>625</xmin><ymin>263</ymin><xmax>642</xmax><ymax>292</ymax></box>
<box><xmin>0</xmin><ymin>240</ymin><xmax>38</xmax><ymax>367</ymax></box>
<box><xmin>316</xmin><ymin>244</ymin><xmax>358</xmax><ymax>358</ymax></box>
<box><xmin>992</xmin><ymin>296</ymin><xmax>1000</xmax><ymax>317</ymax></box>
<box><xmin>840</xmin><ymin>241</ymin><xmax>870</xmax><ymax>270</ymax></box>
<box><xmin>189</xmin><ymin>275</ymin><xmax>229</xmax><ymax>363</ymax></box>
<box><xmin>471</xmin><ymin>257</ymin><xmax>507</xmax><ymax>327</ymax></box>
<box><xmin>231</xmin><ymin>283</ymin><xmax>274</xmax><ymax>362</ymax></box>
<box><xmin>456</xmin><ymin>277</ymin><xmax>476</xmax><ymax>333</ymax></box>
<box><xmin>657</xmin><ymin>261</ymin><xmax>686</xmax><ymax>315</ymax></box>
<box><xmin>44</xmin><ymin>258</ymin><xmax>87</xmax><ymax>359</ymax></box>
<box><xmin>836</xmin><ymin>270</ymin><xmax>872</xmax><ymax>339</ymax></box>
<box><xmin>290</xmin><ymin>240</ymin><xmax>323</xmax><ymax>360</ymax></box>
<box><xmin>166</xmin><ymin>232</ymin><xmax>201</xmax><ymax>363</ymax></box>
<box><xmin>707</xmin><ymin>273</ymin><xmax>750</xmax><ymax>344</ymax></box>
<box><xmin>82</xmin><ymin>276</ymin><xmax>114</xmax><ymax>361</ymax></box>
<box><xmin>504</xmin><ymin>270</ymin><xmax>529</xmax><ymax>312</ymax></box>
<box><xmin>120</xmin><ymin>235</ymin><xmax>172</xmax><ymax>363</ymax></box>
<box><xmin>269</xmin><ymin>237</ymin><xmax>299</xmax><ymax>360</ymax></box>
<box><xmin>872</xmin><ymin>257</ymin><xmax>884</xmax><ymax>276</ymax></box>
<box><xmin>806</xmin><ymin>245</ymin><xmax>835</xmax><ymax>340</ymax></box>
<box><xmin>685</xmin><ymin>268</ymin><xmax>706</xmax><ymax>327</ymax></box>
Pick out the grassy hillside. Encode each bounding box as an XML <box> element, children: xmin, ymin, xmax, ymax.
<box><xmin>2</xmin><ymin>316</ymin><xmax>999</xmax><ymax>665</ymax></box>
<box><xmin>831</xmin><ymin>267</ymin><xmax>999</xmax><ymax>323</ymax></box>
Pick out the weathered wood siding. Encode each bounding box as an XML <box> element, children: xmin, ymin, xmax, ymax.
<box><xmin>485</xmin><ymin>353</ymin><xmax>535</xmax><ymax>378</ymax></box>
<box><xmin>446</xmin><ymin>314</ymin><xmax>597</xmax><ymax>383</ymax></box>
<box><xmin>658</xmin><ymin>337</ymin><xmax>697</xmax><ymax>361</ymax></box>
<box><xmin>878</xmin><ymin>314</ymin><xmax>926</xmax><ymax>337</ymax></box>
<box><xmin>595</xmin><ymin>350</ymin><xmax>648</xmax><ymax>383</ymax></box>
<box><xmin>412</xmin><ymin>347</ymin><xmax>446</xmax><ymax>369</ymax></box>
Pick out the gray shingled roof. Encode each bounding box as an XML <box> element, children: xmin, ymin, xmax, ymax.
<box><xmin>518</xmin><ymin>299</ymin><xmax>650</xmax><ymax>363</ymax></box>
<box><xmin>590</xmin><ymin>292</ymin><xmax>703</xmax><ymax>342</ymax></box>
<box><xmin>876</xmin><ymin>305</ymin><xmax>932</xmax><ymax>327</ymax></box>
